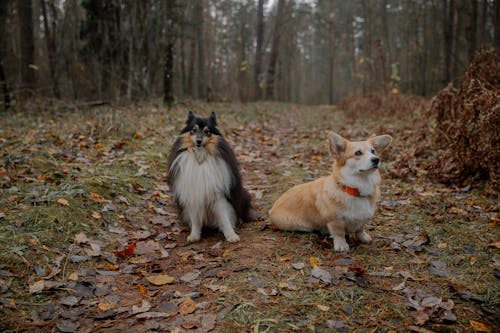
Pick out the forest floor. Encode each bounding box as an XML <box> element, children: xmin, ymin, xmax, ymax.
<box><xmin>0</xmin><ymin>101</ymin><xmax>498</xmax><ymax>332</ymax></box>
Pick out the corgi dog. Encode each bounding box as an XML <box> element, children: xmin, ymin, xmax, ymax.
<box><xmin>167</xmin><ymin>111</ymin><xmax>254</xmax><ymax>243</ymax></box>
<box><xmin>269</xmin><ymin>131</ymin><xmax>392</xmax><ymax>252</ymax></box>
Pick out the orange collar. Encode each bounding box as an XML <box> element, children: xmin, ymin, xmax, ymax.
<box><xmin>342</xmin><ymin>185</ymin><xmax>361</xmax><ymax>197</ymax></box>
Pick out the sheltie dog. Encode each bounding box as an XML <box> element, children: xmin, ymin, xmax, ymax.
<box><xmin>167</xmin><ymin>111</ymin><xmax>254</xmax><ymax>243</ymax></box>
<box><xmin>269</xmin><ymin>131</ymin><xmax>392</xmax><ymax>252</ymax></box>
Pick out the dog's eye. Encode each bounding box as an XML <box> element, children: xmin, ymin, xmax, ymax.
<box><xmin>371</xmin><ymin>148</ymin><xmax>375</xmax><ymax>154</ymax></box>
<box><xmin>203</xmin><ymin>128</ymin><xmax>211</xmax><ymax>136</ymax></box>
<box><xmin>190</xmin><ymin>128</ymin><xmax>196</xmax><ymax>135</ymax></box>
<box><xmin>355</xmin><ymin>150</ymin><xmax>363</xmax><ymax>156</ymax></box>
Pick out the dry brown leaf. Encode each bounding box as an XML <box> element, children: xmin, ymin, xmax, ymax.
<box><xmin>136</xmin><ymin>283</ymin><xmax>147</xmax><ymax>295</ymax></box>
<box><xmin>470</xmin><ymin>320</ymin><xmax>491</xmax><ymax>332</ymax></box>
<box><xmin>92</xmin><ymin>211</ymin><xmax>101</xmax><ymax>219</ymax></box>
<box><xmin>309</xmin><ymin>256</ymin><xmax>320</xmax><ymax>267</ymax></box>
<box><xmin>179</xmin><ymin>297</ymin><xmax>196</xmax><ymax>315</ymax></box>
<box><xmin>317</xmin><ymin>304</ymin><xmax>330</xmax><ymax>312</ymax></box>
<box><xmin>89</xmin><ymin>192</ymin><xmax>106</xmax><ymax>203</ymax></box>
<box><xmin>145</xmin><ymin>274</ymin><xmax>175</xmax><ymax>286</ymax></box>
<box><xmin>29</xmin><ymin>280</ymin><xmax>45</xmax><ymax>294</ymax></box>
<box><xmin>57</xmin><ymin>198</ymin><xmax>69</xmax><ymax>206</ymax></box>
<box><xmin>486</xmin><ymin>242</ymin><xmax>500</xmax><ymax>249</ymax></box>
<box><xmin>74</xmin><ymin>232</ymin><xmax>89</xmax><ymax>244</ymax></box>
<box><xmin>98</xmin><ymin>301</ymin><xmax>117</xmax><ymax>312</ymax></box>
<box><xmin>68</xmin><ymin>272</ymin><xmax>79</xmax><ymax>281</ymax></box>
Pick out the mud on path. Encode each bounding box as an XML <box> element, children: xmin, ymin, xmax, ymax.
<box><xmin>0</xmin><ymin>103</ymin><xmax>498</xmax><ymax>332</ymax></box>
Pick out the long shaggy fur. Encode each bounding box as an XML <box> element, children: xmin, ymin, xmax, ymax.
<box><xmin>167</xmin><ymin>112</ymin><xmax>253</xmax><ymax>242</ymax></box>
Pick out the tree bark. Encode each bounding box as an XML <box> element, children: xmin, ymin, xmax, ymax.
<box><xmin>195</xmin><ymin>0</ymin><xmax>206</xmax><ymax>100</ymax></box>
<box><xmin>164</xmin><ymin>0</ymin><xmax>177</xmax><ymax>106</ymax></box>
<box><xmin>327</xmin><ymin>1</ymin><xmax>335</xmax><ymax>104</ymax></box>
<box><xmin>254</xmin><ymin>0</ymin><xmax>264</xmax><ymax>101</ymax></box>
<box><xmin>443</xmin><ymin>0</ymin><xmax>455</xmax><ymax>83</ymax></box>
<box><xmin>40</xmin><ymin>0</ymin><xmax>60</xmax><ymax>98</ymax></box>
<box><xmin>265</xmin><ymin>0</ymin><xmax>285</xmax><ymax>100</ymax></box>
<box><xmin>495</xmin><ymin>0</ymin><xmax>500</xmax><ymax>51</ymax></box>
<box><xmin>17</xmin><ymin>0</ymin><xmax>36</xmax><ymax>98</ymax></box>
<box><xmin>467</xmin><ymin>0</ymin><xmax>478</xmax><ymax>60</ymax></box>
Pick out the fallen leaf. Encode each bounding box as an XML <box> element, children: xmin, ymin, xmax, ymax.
<box><xmin>74</xmin><ymin>232</ymin><xmax>89</xmax><ymax>244</ymax></box>
<box><xmin>89</xmin><ymin>192</ymin><xmax>106</xmax><ymax>203</ymax></box>
<box><xmin>92</xmin><ymin>211</ymin><xmax>101</xmax><ymax>219</ymax></box>
<box><xmin>57</xmin><ymin>198</ymin><xmax>69</xmax><ymax>206</ymax></box>
<box><xmin>68</xmin><ymin>272</ymin><xmax>79</xmax><ymax>281</ymax></box>
<box><xmin>257</xmin><ymin>287</ymin><xmax>278</xmax><ymax>296</ymax></box>
<box><xmin>470</xmin><ymin>320</ymin><xmax>491</xmax><ymax>332</ymax></box>
<box><xmin>29</xmin><ymin>280</ymin><xmax>45</xmax><ymax>294</ymax></box>
<box><xmin>179</xmin><ymin>297</ymin><xmax>196</xmax><ymax>315</ymax></box>
<box><xmin>180</xmin><ymin>270</ymin><xmax>201</xmax><ymax>283</ymax></box>
<box><xmin>309</xmin><ymin>256</ymin><xmax>320</xmax><ymax>267</ymax></box>
<box><xmin>145</xmin><ymin>274</ymin><xmax>175</xmax><ymax>286</ymax></box>
<box><xmin>100</xmin><ymin>263</ymin><xmax>119</xmax><ymax>271</ymax></box>
<box><xmin>470</xmin><ymin>256</ymin><xmax>477</xmax><ymax>266</ymax></box>
<box><xmin>114</xmin><ymin>242</ymin><xmax>137</xmax><ymax>257</ymax></box>
<box><xmin>317</xmin><ymin>304</ymin><xmax>330</xmax><ymax>311</ymax></box>
<box><xmin>486</xmin><ymin>242</ymin><xmax>500</xmax><ymax>249</ymax></box>
<box><xmin>136</xmin><ymin>283</ymin><xmax>147</xmax><ymax>295</ymax></box>
<box><xmin>56</xmin><ymin>319</ymin><xmax>80</xmax><ymax>333</ymax></box>
<box><xmin>310</xmin><ymin>266</ymin><xmax>332</xmax><ymax>284</ymax></box>
<box><xmin>132</xmin><ymin>300</ymin><xmax>152</xmax><ymax>314</ymax></box>
<box><xmin>291</xmin><ymin>262</ymin><xmax>305</xmax><ymax>270</ymax></box>
<box><xmin>98</xmin><ymin>300</ymin><xmax>117</xmax><ymax>311</ymax></box>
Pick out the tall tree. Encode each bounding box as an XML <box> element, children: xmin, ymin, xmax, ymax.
<box><xmin>254</xmin><ymin>0</ymin><xmax>265</xmax><ymax>100</ymax></box>
<box><xmin>164</xmin><ymin>0</ymin><xmax>177</xmax><ymax>105</ymax></box>
<box><xmin>0</xmin><ymin>0</ymin><xmax>11</xmax><ymax>109</ymax></box>
<box><xmin>195</xmin><ymin>0</ymin><xmax>206</xmax><ymax>100</ymax></box>
<box><xmin>40</xmin><ymin>0</ymin><xmax>60</xmax><ymax>98</ymax></box>
<box><xmin>17</xmin><ymin>0</ymin><xmax>36</xmax><ymax>98</ymax></box>
<box><xmin>265</xmin><ymin>0</ymin><xmax>286</xmax><ymax>100</ymax></box>
<box><xmin>495</xmin><ymin>0</ymin><xmax>500</xmax><ymax>51</ymax></box>
<box><xmin>443</xmin><ymin>0</ymin><xmax>455</xmax><ymax>83</ymax></box>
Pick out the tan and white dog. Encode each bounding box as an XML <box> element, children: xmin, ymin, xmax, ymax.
<box><xmin>269</xmin><ymin>131</ymin><xmax>392</xmax><ymax>252</ymax></box>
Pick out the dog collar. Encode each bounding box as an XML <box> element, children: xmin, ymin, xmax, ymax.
<box><xmin>342</xmin><ymin>185</ymin><xmax>361</xmax><ymax>197</ymax></box>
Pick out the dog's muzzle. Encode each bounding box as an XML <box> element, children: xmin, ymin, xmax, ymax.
<box><xmin>371</xmin><ymin>157</ymin><xmax>380</xmax><ymax>168</ymax></box>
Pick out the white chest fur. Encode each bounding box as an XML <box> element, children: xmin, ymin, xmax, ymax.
<box><xmin>170</xmin><ymin>151</ymin><xmax>232</xmax><ymax>207</ymax></box>
<box><xmin>338</xmin><ymin>196</ymin><xmax>375</xmax><ymax>233</ymax></box>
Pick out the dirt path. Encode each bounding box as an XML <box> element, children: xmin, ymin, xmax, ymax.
<box><xmin>1</xmin><ymin>104</ymin><xmax>498</xmax><ymax>332</ymax></box>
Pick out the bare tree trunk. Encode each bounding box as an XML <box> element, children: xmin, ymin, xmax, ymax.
<box><xmin>254</xmin><ymin>0</ymin><xmax>264</xmax><ymax>101</ymax></box>
<box><xmin>127</xmin><ymin>1</ymin><xmax>136</xmax><ymax>101</ymax></box>
<box><xmin>327</xmin><ymin>1</ymin><xmax>335</xmax><ymax>104</ymax></box>
<box><xmin>495</xmin><ymin>0</ymin><xmax>500</xmax><ymax>51</ymax></box>
<box><xmin>443</xmin><ymin>0</ymin><xmax>455</xmax><ymax>83</ymax></box>
<box><xmin>17</xmin><ymin>0</ymin><xmax>36</xmax><ymax>98</ymax></box>
<box><xmin>0</xmin><ymin>1</ymin><xmax>10</xmax><ymax>109</ymax></box>
<box><xmin>164</xmin><ymin>0</ymin><xmax>177</xmax><ymax>106</ymax></box>
<box><xmin>40</xmin><ymin>0</ymin><xmax>60</xmax><ymax>98</ymax></box>
<box><xmin>265</xmin><ymin>0</ymin><xmax>285</xmax><ymax>100</ymax></box>
<box><xmin>195</xmin><ymin>0</ymin><xmax>206</xmax><ymax>100</ymax></box>
<box><xmin>467</xmin><ymin>0</ymin><xmax>478</xmax><ymax>60</ymax></box>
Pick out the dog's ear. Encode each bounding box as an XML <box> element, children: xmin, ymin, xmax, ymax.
<box><xmin>328</xmin><ymin>131</ymin><xmax>346</xmax><ymax>157</ymax></box>
<box><xmin>209</xmin><ymin>112</ymin><xmax>217</xmax><ymax>126</ymax></box>
<box><xmin>186</xmin><ymin>111</ymin><xmax>195</xmax><ymax>125</ymax></box>
<box><xmin>369</xmin><ymin>135</ymin><xmax>392</xmax><ymax>151</ymax></box>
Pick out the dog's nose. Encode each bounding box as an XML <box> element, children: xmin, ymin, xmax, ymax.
<box><xmin>371</xmin><ymin>157</ymin><xmax>380</xmax><ymax>165</ymax></box>
<box><xmin>196</xmin><ymin>139</ymin><xmax>202</xmax><ymax>146</ymax></box>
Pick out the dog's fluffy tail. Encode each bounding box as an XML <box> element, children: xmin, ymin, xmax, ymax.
<box><xmin>217</xmin><ymin>137</ymin><xmax>255</xmax><ymax>223</ymax></box>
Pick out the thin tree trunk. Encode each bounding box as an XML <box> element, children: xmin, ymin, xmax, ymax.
<box><xmin>195</xmin><ymin>0</ymin><xmax>206</xmax><ymax>100</ymax></box>
<box><xmin>127</xmin><ymin>1</ymin><xmax>135</xmax><ymax>101</ymax></box>
<box><xmin>164</xmin><ymin>0</ymin><xmax>176</xmax><ymax>105</ymax></box>
<box><xmin>254</xmin><ymin>0</ymin><xmax>264</xmax><ymax>100</ymax></box>
<box><xmin>265</xmin><ymin>0</ymin><xmax>285</xmax><ymax>100</ymax></box>
<box><xmin>40</xmin><ymin>0</ymin><xmax>60</xmax><ymax>98</ymax></box>
<box><xmin>494</xmin><ymin>0</ymin><xmax>500</xmax><ymax>51</ymax></box>
<box><xmin>468</xmin><ymin>0</ymin><xmax>478</xmax><ymax>60</ymax></box>
<box><xmin>0</xmin><ymin>58</ymin><xmax>10</xmax><ymax>109</ymax></box>
<box><xmin>443</xmin><ymin>0</ymin><xmax>455</xmax><ymax>83</ymax></box>
<box><xmin>17</xmin><ymin>0</ymin><xmax>36</xmax><ymax>98</ymax></box>
<box><xmin>327</xmin><ymin>1</ymin><xmax>335</xmax><ymax>104</ymax></box>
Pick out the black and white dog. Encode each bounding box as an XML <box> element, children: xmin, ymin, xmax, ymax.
<box><xmin>167</xmin><ymin>111</ymin><xmax>254</xmax><ymax>243</ymax></box>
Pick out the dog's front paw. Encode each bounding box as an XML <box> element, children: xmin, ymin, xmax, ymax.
<box><xmin>225</xmin><ymin>233</ymin><xmax>240</xmax><ymax>243</ymax></box>
<box><xmin>356</xmin><ymin>231</ymin><xmax>372</xmax><ymax>243</ymax></box>
<box><xmin>333</xmin><ymin>238</ymin><xmax>350</xmax><ymax>252</ymax></box>
<box><xmin>187</xmin><ymin>234</ymin><xmax>201</xmax><ymax>243</ymax></box>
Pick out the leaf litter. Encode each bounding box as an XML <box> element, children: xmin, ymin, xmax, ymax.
<box><xmin>0</xmin><ymin>102</ymin><xmax>498</xmax><ymax>332</ymax></box>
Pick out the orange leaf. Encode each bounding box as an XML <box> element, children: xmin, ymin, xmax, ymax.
<box><xmin>101</xmin><ymin>263</ymin><xmax>119</xmax><ymax>271</ymax></box>
<box><xmin>136</xmin><ymin>283</ymin><xmax>147</xmax><ymax>295</ymax></box>
<box><xmin>470</xmin><ymin>320</ymin><xmax>491</xmax><ymax>332</ymax></box>
<box><xmin>57</xmin><ymin>198</ymin><xmax>69</xmax><ymax>206</ymax></box>
<box><xmin>309</xmin><ymin>256</ymin><xmax>320</xmax><ymax>267</ymax></box>
<box><xmin>486</xmin><ymin>242</ymin><xmax>500</xmax><ymax>249</ymax></box>
<box><xmin>89</xmin><ymin>192</ymin><xmax>106</xmax><ymax>203</ymax></box>
<box><xmin>179</xmin><ymin>297</ymin><xmax>196</xmax><ymax>315</ymax></box>
<box><xmin>114</xmin><ymin>242</ymin><xmax>137</xmax><ymax>257</ymax></box>
<box><xmin>92</xmin><ymin>211</ymin><xmax>101</xmax><ymax>219</ymax></box>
